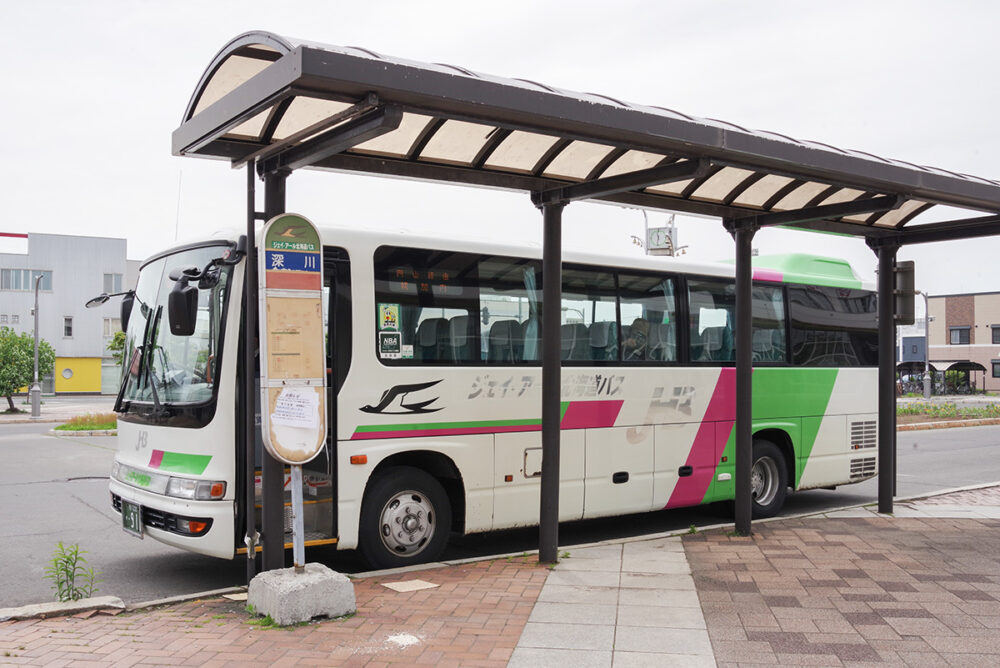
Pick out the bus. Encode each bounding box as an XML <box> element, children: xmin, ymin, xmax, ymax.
<box><xmin>107</xmin><ymin>224</ymin><xmax>878</xmax><ymax>569</ymax></box>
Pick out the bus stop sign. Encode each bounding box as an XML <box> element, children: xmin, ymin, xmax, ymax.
<box><xmin>258</xmin><ymin>213</ymin><xmax>327</xmax><ymax>465</ymax></box>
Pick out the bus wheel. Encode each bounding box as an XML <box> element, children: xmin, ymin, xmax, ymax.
<box><xmin>359</xmin><ymin>466</ymin><xmax>451</xmax><ymax>570</ymax></box>
<box><xmin>751</xmin><ymin>440</ymin><xmax>788</xmax><ymax>519</ymax></box>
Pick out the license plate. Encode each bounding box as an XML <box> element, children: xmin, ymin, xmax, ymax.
<box><xmin>122</xmin><ymin>499</ymin><xmax>143</xmax><ymax>538</ymax></box>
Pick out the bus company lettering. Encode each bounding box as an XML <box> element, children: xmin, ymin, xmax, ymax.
<box><xmin>134</xmin><ymin>430</ymin><xmax>148</xmax><ymax>452</ymax></box>
<box><xmin>467</xmin><ymin>375</ymin><xmax>534</xmax><ymax>399</ymax></box>
<box><xmin>562</xmin><ymin>373</ymin><xmax>625</xmax><ymax>398</ymax></box>
<box><xmin>627</xmin><ymin>385</ymin><xmax>696</xmax><ymax>443</ymax></box>
<box><xmin>126</xmin><ymin>470</ymin><xmax>152</xmax><ymax>488</ymax></box>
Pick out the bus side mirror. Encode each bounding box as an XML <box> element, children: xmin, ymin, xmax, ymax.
<box><xmin>121</xmin><ymin>292</ymin><xmax>135</xmax><ymax>332</ymax></box>
<box><xmin>168</xmin><ymin>280</ymin><xmax>198</xmax><ymax>336</ymax></box>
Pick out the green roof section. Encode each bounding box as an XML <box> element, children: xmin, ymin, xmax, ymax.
<box><xmin>744</xmin><ymin>253</ymin><xmax>864</xmax><ymax>289</ymax></box>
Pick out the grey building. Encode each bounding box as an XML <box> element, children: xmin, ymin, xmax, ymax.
<box><xmin>0</xmin><ymin>232</ymin><xmax>139</xmax><ymax>394</ymax></box>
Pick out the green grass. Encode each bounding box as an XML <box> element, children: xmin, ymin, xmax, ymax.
<box><xmin>897</xmin><ymin>402</ymin><xmax>1000</xmax><ymax>419</ymax></box>
<box><xmin>54</xmin><ymin>412</ymin><xmax>117</xmax><ymax>431</ymax></box>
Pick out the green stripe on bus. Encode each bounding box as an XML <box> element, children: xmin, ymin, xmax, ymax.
<box><xmin>703</xmin><ymin>368</ymin><xmax>839</xmax><ymax>502</ymax></box>
<box><xmin>354</xmin><ymin>402</ymin><xmax>570</xmax><ymax>434</ymax></box>
<box><xmin>157</xmin><ymin>452</ymin><xmax>212</xmax><ymax>475</ymax></box>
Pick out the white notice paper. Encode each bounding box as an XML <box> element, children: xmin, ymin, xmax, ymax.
<box><xmin>271</xmin><ymin>387</ymin><xmax>320</xmax><ymax>429</ymax></box>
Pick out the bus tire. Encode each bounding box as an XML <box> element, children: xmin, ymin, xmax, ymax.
<box><xmin>358</xmin><ymin>466</ymin><xmax>451</xmax><ymax>570</ymax></box>
<box><xmin>751</xmin><ymin>440</ymin><xmax>788</xmax><ymax>519</ymax></box>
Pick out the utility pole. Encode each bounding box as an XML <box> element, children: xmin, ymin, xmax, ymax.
<box><xmin>30</xmin><ymin>274</ymin><xmax>42</xmax><ymax>419</ymax></box>
<box><xmin>918</xmin><ymin>291</ymin><xmax>931</xmax><ymax>399</ymax></box>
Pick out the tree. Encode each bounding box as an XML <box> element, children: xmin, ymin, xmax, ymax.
<box><xmin>0</xmin><ymin>326</ymin><xmax>55</xmax><ymax>412</ymax></box>
<box><xmin>107</xmin><ymin>331</ymin><xmax>126</xmax><ymax>365</ymax></box>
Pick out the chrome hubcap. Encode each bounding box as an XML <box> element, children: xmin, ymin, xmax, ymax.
<box><xmin>379</xmin><ymin>490</ymin><xmax>435</xmax><ymax>557</ymax></box>
<box><xmin>751</xmin><ymin>456</ymin><xmax>779</xmax><ymax>506</ymax></box>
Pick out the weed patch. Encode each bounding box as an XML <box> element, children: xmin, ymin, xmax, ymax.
<box><xmin>897</xmin><ymin>402</ymin><xmax>1000</xmax><ymax>420</ymax></box>
<box><xmin>55</xmin><ymin>412</ymin><xmax>118</xmax><ymax>431</ymax></box>
<box><xmin>44</xmin><ymin>542</ymin><xmax>100</xmax><ymax>602</ymax></box>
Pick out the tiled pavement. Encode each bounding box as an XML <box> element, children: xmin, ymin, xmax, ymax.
<box><xmin>0</xmin><ymin>557</ymin><xmax>548</xmax><ymax>667</ymax></box>
<box><xmin>4</xmin><ymin>487</ymin><xmax>1000</xmax><ymax>666</ymax></box>
<box><xmin>509</xmin><ymin>539</ymin><xmax>714</xmax><ymax>667</ymax></box>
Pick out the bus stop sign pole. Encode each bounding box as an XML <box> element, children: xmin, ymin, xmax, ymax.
<box><xmin>258</xmin><ymin>211</ymin><xmax>328</xmax><ymax>571</ymax></box>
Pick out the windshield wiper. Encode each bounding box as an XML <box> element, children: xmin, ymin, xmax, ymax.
<box><xmin>116</xmin><ymin>300</ymin><xmax>156</xmax><ymax>414</ymax></box>
<box><xmin>143</xmin><ymin>306</ymin><xmax>166</xmax><ymax>417</ymax></box>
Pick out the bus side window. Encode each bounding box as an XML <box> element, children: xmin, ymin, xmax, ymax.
<box><xmin>618</xmin><ymin>273</ymin><xmax>677</xmax><ymax>364</ymax></box>
<box><xmin>687</xmin><ymin>278</ymin><xmax>735</xmax><ymax>363</ymax></box>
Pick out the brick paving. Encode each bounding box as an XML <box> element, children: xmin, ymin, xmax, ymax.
<box><xmin>915</xmin><ymin>484</ymin><xmax>1000</xmax><ymax>506</ymax></box>
<box><xmin>6</xmin><ymin>487</ymin><xmax>1000</xmax><ymax>667</ymax></box>
<box><xmin>686</xmin><ymin>515</ymin><xmax>1000</xmax><ymax>667</ymax></box>
<box><xmin>0</xmin><ymin>556</ymin><xmax>548</xmax><ymax>667</ymax></box>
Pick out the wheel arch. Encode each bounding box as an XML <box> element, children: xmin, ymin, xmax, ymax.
<box><xmin>753</xmin><ymin>427</ymin><xmax>796</xmax><ymax>490</ymax></box>
<box><xmin>368</xmin><ymin>450</ymin><xmax>466</xmax><ymax>533</ymax></box>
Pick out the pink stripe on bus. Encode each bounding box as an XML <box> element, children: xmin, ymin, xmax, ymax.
<box><xmin>666</xmin><ymin>368</ymin><xmax>735</xmax><ymax>509</ymax></box>
<box><xmin>560</xmin><ymin>400</ymin><xmax>624</xmax><ymax>429</ymax></box>
<box><xmin>352</xmin><ymin>423</ymin><xmax>540</xmax><ymax>441</ymax></box>
<box><xmin>148</xmin><ymin>449</ymin><xmax>164</xmax><ymax>469</ymax></box>
<box><xmin>753</xmin><ymin>268</ymin><xmax>783</xmax><ymax>283</ymax></box>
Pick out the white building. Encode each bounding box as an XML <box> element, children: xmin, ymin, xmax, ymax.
<box><xmin>0</xmin><ymin>232</ymin><xmax>139</xmax><ymax>394</ymax></box>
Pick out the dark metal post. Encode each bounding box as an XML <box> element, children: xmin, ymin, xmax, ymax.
<box><xmin>261</xmin><ymin>168</ymin><xmax>290</xmax><ymax>570</ymax></box>
<box><xmin>876</xmin><ymin>242</ymin><xmax>898</xmax><ymax>514</ymax></box>
<box><xmin>539</xmin><ymin>201</ymin><xmax>565</xmax><ymax>564</ymax></box>
<box><xmin>731</xmin><ymin>219</ymin><xmax>756</xmax><ymax>536</ymax></box>
<box><xmin>30</xmin><ymin>274</ymin><xmax>42</xmax><ymax>419</ymax></box>
<box><xmin>244</xmin><ymin>162</ymin><xmax>258</xmax><ymax>583</ymax></box>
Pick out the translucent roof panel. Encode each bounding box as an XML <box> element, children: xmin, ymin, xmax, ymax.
<box><xmin>772</xmin><ymin>182</ymin><xmax>832</xmax><ymax>212</ymax></box>
<box><xmin>853</xmin><ymin>199</ymin><xmax>929</xmax><ymax>226</ymax></box>
<box><xmin>818</xmin><ymin>188</ymin><xmax>865</xmax><ymax>207</ymax></box>
<box><xmin>175</xmin><ymin>32</ymin><xmax>1000</xmax><ymax>242</ymax></box>
<box><xmin>351</xmin><ymin>113</ymin><xmax>434</xmax><ymax>158</ymax></box>
<box><xmin>272</xmin><ymin>98</ymin><xmax>353</xmax><ymax>141</ymax></box>
<box><xmin>732</xmin><ymin>174</ymin><xmax>795</xmax><ymax>209</ymax></box>
<box><xmin>418</xmin><ymin>120</ymin><xmax>496</xmax><ymax>165</ymax></box>
<box><xmin>645</xmin><ymin>178</ymin><xmax>694</xmax><ymax>196</ymax></box>
<box><xmin>228</xmin><ymin>109</ymin><xmax>272</xmax><ymax>140</ymax></box>
<box><xmin>542</xmin><ymin>141</ymin><xmax>616</xmax><ymax>181</ymax></box>
<box><xmin>484</xmin><ymin>131</ymin><xmax>561</xmax><ymax>174</ymax></box>
<box><xmin>192</xmin><ymin>51</ymin><xmax>277</xmax><ymax>117</ymax></box>
<box><xmin>690</xmin><ymin>167</ymin><xmax>756</xmax><ymax>204</ymax></box>
<box><xmin>599</xmin><ymin>150</ymin><xmax>667</xmax><ymax>178</ymax></box>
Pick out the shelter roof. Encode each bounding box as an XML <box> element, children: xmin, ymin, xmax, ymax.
<box><xmin>946</xmin><ymin>361</ymin><xmax>986</xmax><ymax>372</ymax></box>
<box><xmin>174</xmin><ymin>32</ymin><xmax>1000</xmax><ymax>242</ymax></box>
<box><xmin>897</xmin><ymin>361</ymin><xmax>937</xmax><ymax>374</ymax></box>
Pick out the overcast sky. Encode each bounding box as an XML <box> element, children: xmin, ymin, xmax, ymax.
<box><xmin>2</xmin><ymin>1</ymin><xmax>998</xmax><ymax>300</ymax></box>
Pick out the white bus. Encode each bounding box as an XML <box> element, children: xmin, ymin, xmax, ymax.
<box><xmin>107</xmin><ymin>224</ymin><xmax>878</xmax><ymax>569</ymax></box>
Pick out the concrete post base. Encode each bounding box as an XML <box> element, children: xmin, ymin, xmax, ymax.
<box><xmin>247</xmin><ymin>562</ymin><xmax>355</xmax><ymax>626</ymax></box>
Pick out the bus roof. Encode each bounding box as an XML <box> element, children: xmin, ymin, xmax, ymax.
<box><xmin>170</xmin><ymin>222</ymin><xmax>870</xmax><ymax>291</ymax></box>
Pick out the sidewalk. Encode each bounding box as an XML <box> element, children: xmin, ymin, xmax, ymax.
<box><xmin>4</xmin><ymin>486</ymin><xmax>1000</xmax><ymax>666</ymax></box>
<box><xmin>0</xmin><ymin>395</ymin><xmax>114</xmax><ymax>425</ymax></box>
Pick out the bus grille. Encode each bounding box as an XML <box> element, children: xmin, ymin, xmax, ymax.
<box><xmin>111</xmin><ymin>493</ymin><xmax>179</xmax><ymax>532</ymax></box>
<box><xmin>850</xmin><ymin>420</ymin><xmax>876</xmax><ymax>450</ymax></box>
<box><xmin>850</xmin><ymin>457</ymin><xmax>877</xmax><ymax>480</ymax></box>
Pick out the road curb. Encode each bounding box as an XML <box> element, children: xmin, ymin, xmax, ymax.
<box><xmin>47</xmin><ymin>429</ymin><xmax>117</xmax><ymax>437</ymax></box>
<box><xmin>0</xmin><ymin>595</ymin><xmax>125</xmax><ymax>622</ymax></box>
<box><xmin>897</xmin><ymin>417</ymin><xmax>1000</xmax><ymax>431</ymax></box>
<box><xmin>126</xmin><ymin>586</ymin><xmax>247</xmax><ymax>612</ymax></box>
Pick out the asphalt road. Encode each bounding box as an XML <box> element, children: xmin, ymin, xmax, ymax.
<box><xmin>3</xmin><ymin>422</ymin><xmax>999</xmax><ymax>608</ymax></box>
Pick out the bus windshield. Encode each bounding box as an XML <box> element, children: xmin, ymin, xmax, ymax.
<box><xmin>120</xmin><ymin>245</ymin><xmax>233</xmax><ymax>409</ymax></box>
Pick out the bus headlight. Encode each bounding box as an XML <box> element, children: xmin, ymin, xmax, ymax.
<box><xmin>165</xmin><ymin>478</ymin><xmax>227</xmax><ymax>500</ymax></box>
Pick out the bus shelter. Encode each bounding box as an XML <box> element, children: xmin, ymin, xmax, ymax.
<box><xmin>174</xmin><ymin>31</ymin><xmax>1000</xmax><ymax>575</ymax></box>
<box><xmin>945</xmin><ymin>361</ymin><xmax>986</xmax><ymax>394</ymax></box>
<box><xmin>896</xmin><ymin>362</ymin><xmax>938</xmax><ymax>394</ymax></box>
